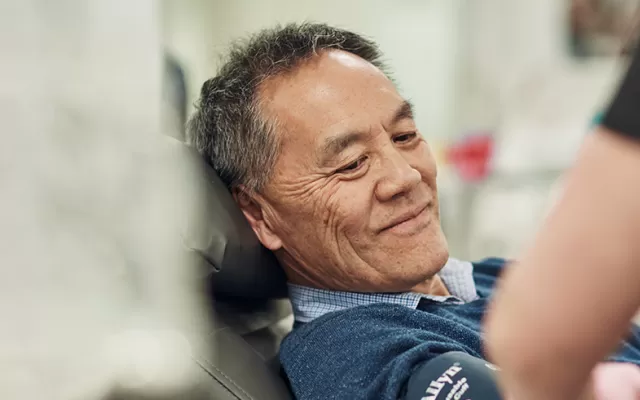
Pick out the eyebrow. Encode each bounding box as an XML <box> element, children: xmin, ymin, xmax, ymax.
<box><xmin>391</xmin><ymin>100</ymin><xmax>415</xmax><ymax>125</ymax></box>
<box><xmin>318</xmin><ymin>100</ymin><xmax>415</xmax><ymax>166</ymax></box>
<box><xmin>319</xmin><ymin>131</ymin><xmax>367</xmax><ymax>166</ymax></box>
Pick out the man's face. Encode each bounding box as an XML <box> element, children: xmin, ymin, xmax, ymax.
<box><xmin>246</xmin><ymin>50</ymin><xmax>448</xmax><ymax>292</ymax></box>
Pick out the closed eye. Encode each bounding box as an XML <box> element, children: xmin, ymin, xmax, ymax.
<box><xmin>393</xmin><ymin>132</ymin><xmax>418</xmax><ymax>143</ymax></box>
<box><xmin>336</xmin><ymin>156</ymin><xmax>368</xmax><ymax>174</ymax></box>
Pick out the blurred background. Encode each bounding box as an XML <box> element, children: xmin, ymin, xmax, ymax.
<box><xmin>3</xmin><ymin>0</ymin><xmax>640</xmax><ymax>399</ymax></box>
<box><xmin>160</xmin><ymin>0</ymin><xmax>639</xmax><ymax>260</ymax></box>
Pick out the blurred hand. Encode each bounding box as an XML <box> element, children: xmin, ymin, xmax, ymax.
<box><xmin>592</xmin><ymin>362</ymin><xmax>640</xmax><ymax>400</ymax></box>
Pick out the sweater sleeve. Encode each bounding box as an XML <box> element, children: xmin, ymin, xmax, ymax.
<box><xmin>279</xmin><ymin>303</ymin><xmax>485</xmax><ymax>400</ymax></box>
<box><xmin>602</xmin><ymin>43</ymin><xmax>640</xmax><ymax>139</ymax></box>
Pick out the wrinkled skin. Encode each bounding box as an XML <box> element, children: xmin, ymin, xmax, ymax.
<box><xmin>236</xmin><ymin>50</ymin><xmax>449</xmax><ymax>294</ymax></box>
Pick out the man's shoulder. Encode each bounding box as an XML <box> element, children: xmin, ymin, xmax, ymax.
<box><xmin>280</xmin><ymin>298</ymin><xmax>487</xmax><ymax>363</ymax></box>
<box><xmin>283</xmin><ymin>303</ymin><xmax>412</xmax><ymax>349</ymax></box>
<box><xmin>282</xmin><ymin>257</ymin><xmax>509</xmax><ymax>351</ymax></box>
<box><xmin>472</xmin><ymin>257</ymin><xmax>507</xmax><ymax>272</ymax></box>
<box><xmin>279</xmin><ymin>302</ymin><xmax>487</xmax><ymax>399</ymax></box>
<box><xmin>281</xmin><ymin>302</ymin><xmax>465</xmax><ymax>362</ymax></box>
<box><xmin>279</xmin><ymin>304</ymin><xmax>418</xmax><ymax>399</ymax></box>
<box><xmin>471</xmin><ymin>257</ymin><xmax>508</xmax><ymax>297</ymax></box>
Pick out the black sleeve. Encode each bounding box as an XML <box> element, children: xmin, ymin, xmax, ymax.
<box><xmin>404</xmin><ymin>352</ymin><xmax>504</xmax><ymax>400</ymax></box>
<box><xmin>602</xmin><ymin>43</ymin><xmax>640</xmax><ymax>139</ymax></box>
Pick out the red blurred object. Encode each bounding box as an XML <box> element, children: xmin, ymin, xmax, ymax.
<box><xmin>446</xmin><ymin>133</ymin><xmax>494</xmax><ymax>182</ymax></box>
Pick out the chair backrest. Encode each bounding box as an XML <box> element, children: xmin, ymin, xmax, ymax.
<box><xmin>176</xmin><ymin>143</ymin><xmax>287</xmax><ymax>300</ymax></box>
<box><xmin>169</xmin><ymin>139</ymin><xmax>293</xmax><ymax>399</ymax></box>
<box><xmin>195</xmin><ymin>298</ymin><xmax>293</xmax><ymax>400</ymax></box>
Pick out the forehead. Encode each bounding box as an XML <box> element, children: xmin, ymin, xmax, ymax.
<box><xmin>258</xmin><ymin>50</ymin><xmax>404</xmax><ymax>157</ymax></box>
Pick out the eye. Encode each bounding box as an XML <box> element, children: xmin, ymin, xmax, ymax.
<box><xmin>393</xmin><ymin>132</ymin><xmax>418</xmax><ymax>143</ymax></box>
<box><xmin>336</xmin><ymin>156</ymin><xmax>368</xmax><ymax>174</ymax></box>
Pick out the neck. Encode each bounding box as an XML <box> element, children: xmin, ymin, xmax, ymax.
<box><xmin>278</xmin><ymin>249</ymin><xmax>452</xmax><ymax>295</ymax></box>
<box><xmin>411</xmin><ymin>275</ymin><xmax>450</xmax><ymax>296</ymax></box>
<box><xmin>278</xmin><ymin>251</ymin><xmax>328</xmax><ymax>289</ymax></box>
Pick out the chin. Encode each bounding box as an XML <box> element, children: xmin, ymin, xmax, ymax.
<box><xmin>411</xmin><ymin>231</ymin><xmax>450</xmax><ymax>275</ymax></box>
<box><xmin>379</xmin><ymin>240</ymin><xmax>450</xmax><ymax>291</ymax></box>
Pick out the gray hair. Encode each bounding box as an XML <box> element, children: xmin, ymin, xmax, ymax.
<box><xmin>186</xmin><ymin>22</ymin><xmax>387</xmax><ymax>193</ymax></box>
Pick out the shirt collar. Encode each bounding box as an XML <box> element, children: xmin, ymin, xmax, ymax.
<box><xmin>288</xmin><ymin>258</ymin><xmax>478</xmax><ymax>323</ymax></box>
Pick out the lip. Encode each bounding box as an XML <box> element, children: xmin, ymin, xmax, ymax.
<box><xmin>379</xmin><ymin>203</ymin><xmax>431</xmax><ymax>235</ymax></box>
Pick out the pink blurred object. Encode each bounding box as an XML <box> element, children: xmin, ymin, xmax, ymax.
<box><xmin>592</xmin><ymin>362</ymin><xmax>640</xmax><ymax>400</ymax></box>
<box><xmin>446</xmin><ymin>133</ymin><xmax>494</xmax><ymax>182</ymax></box>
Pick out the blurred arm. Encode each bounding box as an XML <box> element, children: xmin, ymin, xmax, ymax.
<box><xmin>485</xmin><ymin>127</ymin><xmax>640</xmax><ymax>400</ymax></box>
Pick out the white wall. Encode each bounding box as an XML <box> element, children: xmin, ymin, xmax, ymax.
<box><xmin>457</xmin><ymin>0</ymin><xmax>627</xmax><ymax>259</ymax></box>
<box><xmin>463</xmin><ymin>0</ymin><xmax>623</xmax><ymax>173</ymax></box>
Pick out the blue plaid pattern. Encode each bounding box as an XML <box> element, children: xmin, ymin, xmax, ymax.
<box><xmin>289</xmin><ymin>258</ymin><xmax>479</xmax><ymax>323</ymax></box>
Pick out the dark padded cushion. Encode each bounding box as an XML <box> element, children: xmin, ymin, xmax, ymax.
<box><xmin>166</xmin><ymin>138</ymin><xmax>287</xmax><ymax>299</ymax></box>
<box><xmin>193</xmin><ymin>312</ymin><xmax>293</xmax><ymax>400</ymax></box>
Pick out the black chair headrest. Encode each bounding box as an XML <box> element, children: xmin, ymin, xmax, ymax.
<box><xmin>168</xmin><ymin>139</ymin><xmax>288</xmax><ymax>299</ymax></box>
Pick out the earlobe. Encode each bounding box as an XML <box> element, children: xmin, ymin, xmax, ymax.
<box><xmin>232</xmin><ymin>188</ymin><xmax>283</xmax><ymax>251</ymax></box>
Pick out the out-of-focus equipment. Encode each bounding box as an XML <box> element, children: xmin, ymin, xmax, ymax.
<box><xmin>446</xmin><ymin>133</ymin><xmax>494</xmax><ymax>183</ymax></box>
<box><xmin>405</xmin><ymin>352</ymin><xmax>503</xmax><ymax>400</ymax></box>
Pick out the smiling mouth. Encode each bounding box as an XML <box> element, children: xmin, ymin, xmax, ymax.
<box><xmin>379</xmin><ymin>203</ymin><xmax>432</xmax><ymax>235</ymax></box>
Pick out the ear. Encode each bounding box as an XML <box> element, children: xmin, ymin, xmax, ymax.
<box><xmin>232</xmin><ymin>187</ymin><xmax>283</xmax><ymax>251</ymax></box>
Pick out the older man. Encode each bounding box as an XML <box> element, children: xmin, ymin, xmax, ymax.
<box><xmin>187</xmin><ymin>23</ymin><xmax>640</xmax><ymax>400</ymax></box>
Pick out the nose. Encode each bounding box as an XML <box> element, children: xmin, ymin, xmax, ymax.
<box><xmin>374</xmin><ymin>148</ymin><xmax>422</xmax><ymax>202</ymax></box>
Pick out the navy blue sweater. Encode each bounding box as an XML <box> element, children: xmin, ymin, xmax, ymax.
<box><xmin>279</xmin><ymin>259</ymin><xmax>640</xmax><ymax>400</ymax></box>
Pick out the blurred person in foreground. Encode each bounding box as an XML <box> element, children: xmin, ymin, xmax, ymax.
<box><xmin>485</xmin><ymin>36</ymin><xmax>640</xmax><ymax>400</ymax></box>
<box><xmin>187</xmin><ymin>23</ymin><xmax>640</xmax><ymax>399</ymax></box>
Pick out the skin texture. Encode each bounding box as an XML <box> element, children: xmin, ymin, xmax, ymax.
<box><xmin>485</xmin><ymin>128</ymin><xmax>640</xmax><ymax>400</ymax></box>
<box><xmin>234</xmin><ymin>50</ymin><xmax>449</xmax><ymax>295</ymax></box>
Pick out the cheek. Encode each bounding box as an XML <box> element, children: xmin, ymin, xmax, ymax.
<box><xmin>272</xmin><ymin>179</ymin><xmax>342</xmax><ymax>237</ymax></box>
<box><xmin>268</xmin><ymin>190</ymin><xmax>319</xmax><ymax>238</ymax></box>
<box><xmin>273</xmin><ymin>176</ymin><xmax>372</xmax><ymax>241</ymax></box>
<box><xmin>411</xmin><ymin>142</ymin><xmax>438</xmax><ymax>184</ymax></box>
<box><xmin>321</xmin><ymin>182</ymin><xmax>372</xmax><ymax>240</ymax></box>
